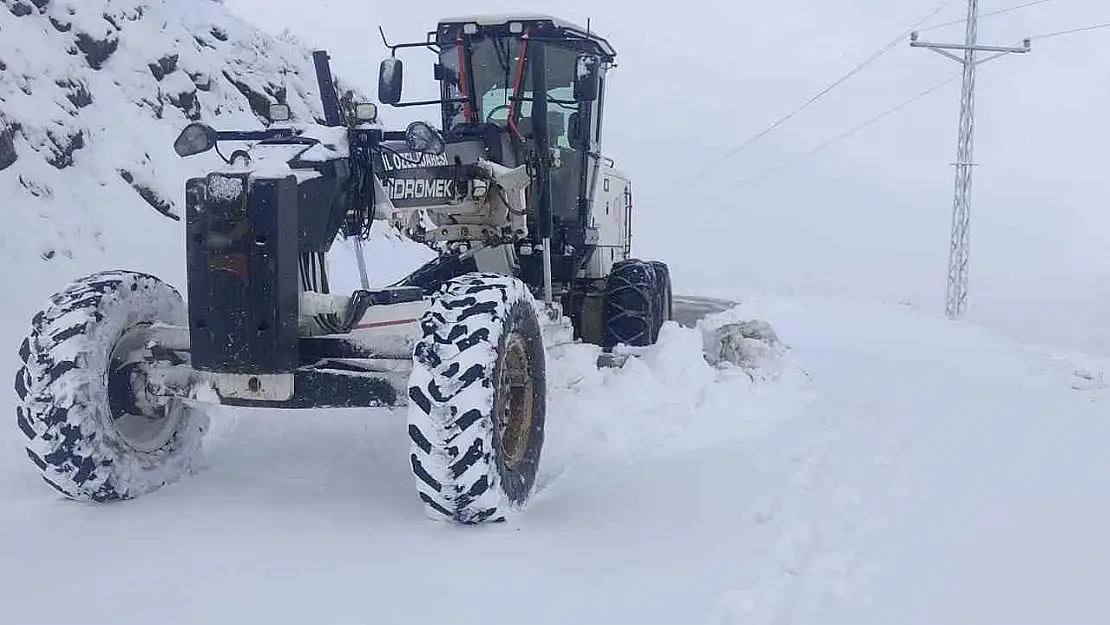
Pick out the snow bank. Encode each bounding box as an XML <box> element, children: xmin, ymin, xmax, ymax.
<box><xmin>540</xmin><ymin>318</ymin><xmax>809</xmax><ymax>473</ymax></box>
<box><xmin>700</xmin><ymin>317</ymin><xmax>785</xmax><ymax>378</ymax></box>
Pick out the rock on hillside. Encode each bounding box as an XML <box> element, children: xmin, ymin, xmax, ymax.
<box><xmin>0</xmin><ymin>0</ymin><xmax>363</xmax><ymax>296</ymax></box>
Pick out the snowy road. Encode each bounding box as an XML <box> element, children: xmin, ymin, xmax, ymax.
<box><xmin>710</xmin><ymin>296</ymin><xmax>1110</xmax><ymax>624</ymax></box>
<box><xmin>2</xmin><ymin>294</ymin><xmax>1108</xmax><ymax>624</ymax></box>
<box><xmin>673</xmin><ymin>295</ymin><xmax>738</xmax><ymax>327</ymax></box>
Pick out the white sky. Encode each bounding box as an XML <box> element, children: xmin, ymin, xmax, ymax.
<box><xmin>224</xmin><ymin>0</ymin><xmax>1110</xmax><ymax>353</ymax></box>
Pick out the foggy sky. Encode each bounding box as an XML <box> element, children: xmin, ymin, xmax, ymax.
<box><xmin>224</xmin><ymin>0</ymin><xmax>1110</xmax><ymax>353</ymax></box>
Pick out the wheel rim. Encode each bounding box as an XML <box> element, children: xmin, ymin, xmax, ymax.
<box><xmin>106</xmin><ymin>324</ymin><xmax>184</xmax><ymax>453</ymax></box>
<box><xmin>497</xmin><ymin>331</ymin><xmax>535</xmax><ymax>472</ymax></box>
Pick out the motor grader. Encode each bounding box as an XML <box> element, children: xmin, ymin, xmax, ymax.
<box><xmin>14</xmin><ymin>14</ymin><xmax>672</xmax><ymax>524</ymax></box>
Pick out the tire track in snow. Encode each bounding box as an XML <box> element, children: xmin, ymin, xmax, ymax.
<box><xmin>709</xmin><ymin>407</ymin><xmax>851</xmax><ymax>624</ymax></box>
<box><xmin>707</xmin><ymin>389</ymin><xmax>911</xmax><ymax>624</ymax></box>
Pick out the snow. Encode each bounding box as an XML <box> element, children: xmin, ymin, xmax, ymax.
<box><xmin>202</xmin><ymin>123</ymin><xmax>351</xmax><ymax>183</ymax></box>
<box><xmin>6</xmin><ymin>289</ymin><xmax>1108</xmax><ymax>623</ymax></box>
<box><xmin>701</xmin><ymin>316</ymin><xmax>783</xmax><ymax>375</ymax></box>
<box><xmin>205</xmin><ymin>173</ymin><xmax>244</xmax><ymax>201</ymax></box>
<box><xmin>0</xmin><ymin>0</ymin><xmax>364</xmax><ymax>309</ymax></box>
<box><xmin>3</xmin><ymin>1</ymin><xmax>1110</xmax><ymax>624</ymax></box>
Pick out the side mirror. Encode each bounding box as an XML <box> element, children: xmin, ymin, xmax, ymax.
<box><xmin>173</xmin><ymin>122</ymin><xmax>218</xmax><ymax>157</ymax></box>
<box><xmin>573</xmin><ymin>55</ymin><xmax>600</xmax><ymax>102</ymax></box>
<box><xmin>405</xmin><ymin>121</ymin><xmax>445</xmax><ymax>155</ymax></box>
<box><xmin>378</xmin><ymin>57</ymin><xmax>403</xmax><ymax>105</ymax></box>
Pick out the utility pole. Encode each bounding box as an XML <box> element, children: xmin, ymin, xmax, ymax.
<box><xmin>910</xmin><ymin>0</ymin><xmax>1030</xmax><ymax>319</ymax></box>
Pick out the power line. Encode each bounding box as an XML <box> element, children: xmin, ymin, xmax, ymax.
<box><xmin>720</xmin><ymin>12</ymin><xmax>1110</xmax><ymax>320</ymax></box>
<box><xmin>724</xmin><ymin>20</ymin><xmax>1110</xmax><ymax>191</ymax></box>
<box><xmin>682</xmin><ymin>0</ymin><xmax>1057</xmax><ymax>189</ymax></box>
<box><xmin>673</xmin><ymin>73</ymin><xmax>962</xmax><ymax>209</ymax></box>
<box><xmin>736</xmin><ymin>73</ymin><xmax>962</xmax><ymax>189</ymax></box>
<box><xmin>664</xmin><ymin>0</ymin><xmax>1084</xmax><ymax>195</ymax></box>
<box><xmin>919</xmin><ymin>0</ymin><xmax>1057</xmax><ymax>32</ymax></box>
<box><xmin>664</xmin><ymin>0</ymin><xmax>955</xmax><ymax>189</ymax></box>
<box><xmin>669</xmin><ymin>15</ymin><xmax>1110</xmax><ymax>205</ymax></box>
<box><xmin>1029</xmin><ymin>21</ymin><xmax>1110</xmax><ymax>39</ymax></box>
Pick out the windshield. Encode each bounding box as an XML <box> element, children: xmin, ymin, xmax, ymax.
<box><xmin>439</xmin><ymin>38</ymin><xmax>580</xmax><ymax>149</ymax></box>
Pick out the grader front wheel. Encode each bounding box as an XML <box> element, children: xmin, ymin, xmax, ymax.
<box><xmin>406</xmin><ymin>273</ymin><xmax>547</xmax><ymax>524</ymax></box>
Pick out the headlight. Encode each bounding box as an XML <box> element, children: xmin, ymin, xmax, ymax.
<box><xmin>268</xmin><ymin>104</ymin><xmax>291</xmax><ymax>122</ymax></box>
<box><xmin>354</xmin><ymin>103</ymin><xmax>378</xmax><ymax>123</ymax></box>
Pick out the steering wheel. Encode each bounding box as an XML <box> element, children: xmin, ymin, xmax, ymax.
<box><xmin>485</xmin><ymin>104</ymin><xmax>512</xmax><ymax>124</ymax></box>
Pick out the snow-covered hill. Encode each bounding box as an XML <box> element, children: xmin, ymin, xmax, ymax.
<box><xmin>0</xmin><ymin>0</ymin><xmax>428</xmax><ymax>330</ymax></box>
<box><xmin>2</xmin><ymin>0</ymin><xmax>306</xmax><ymax>277</ymax></box>
<box><xmin>0</xmin><ymin>0</ymin><xmax>434</xmax><ymax>424</ymax></box>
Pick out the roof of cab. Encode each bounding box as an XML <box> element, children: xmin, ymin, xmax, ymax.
<box><xmin>435</xmin><ymin>13</ymin><xmax>616</xmax><ymax>58</ymax></box>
